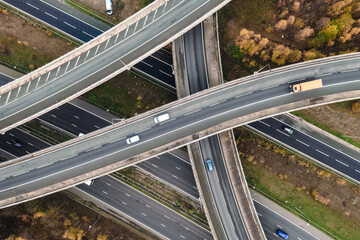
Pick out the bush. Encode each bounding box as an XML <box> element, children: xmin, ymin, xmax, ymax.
<box><xmin>310</xmin><ymin>24</ymin><xmax>338</xmax><ymax>47</ymax></box>
<box><xmin>118</xmin><ymin>1</ymin><xmax>125</xmax><ymax>10</ymax></box>
<box><xmin>351</xmin><ymin>102</ymin><xmax>360</xmax><ymax>112</ymax></box>
<box><xmin>231</xmin><ymin>46</ymin><xmax>245</xmax><ymax>60</ymax></box>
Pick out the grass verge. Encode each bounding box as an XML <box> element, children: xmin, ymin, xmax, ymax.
<box><xmin>291</xmin><ymin>111</ymin><xmax>360</xmax><ymax>148</ymax></box>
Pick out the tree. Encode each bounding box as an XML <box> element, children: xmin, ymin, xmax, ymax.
<box><xmin>275</xmin><ymin>19</ymin><xmax>288</xmax><ymax>31</ymax></box>
<box><xmin>294</xmin><ymin>26</ymin><xmax>314</xmax><ymax>40</ymax></box>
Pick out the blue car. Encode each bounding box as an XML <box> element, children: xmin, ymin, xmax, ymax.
<box><xmin>206</xmin><ymin>159</ymin><xmax>213</xmax><ymax>171</ymax></box>
<box><xmin>277</xmin><ymin>229</ymin><xmax>289</xmax><ymax>239</ymax></box>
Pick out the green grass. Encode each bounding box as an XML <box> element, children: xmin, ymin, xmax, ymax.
<box><xmin>244</xmin><ymin>160</ymin><xmax>360</xmax><ymax>240</ymax></box>
<box><xmin>0</xmin><ymin>35</ymin><xmax>52</xmax><ymax>72</ymax></box>
<box><xmin>65</xmin><ymin>0</ymin><xmax>116</xmax><ymax>26</ymax></box>
<box><xmin>25</xmin><ymin>120</ymin><xmax>71</xmax><ymax>143</ymax></box>
<box><xmin>84</xmin><ymin>83</ymin><xmax>137</xmax><ymax>118</ymax></box>
<box><xmin>139</xmin><ymin>0</ymin><xmax>154</xmax><ymax>8</ymax></box>
<box><xmin>291</xmin><ymin>111</ymin><xmax>360</xmax><ymax>148</ymax></box>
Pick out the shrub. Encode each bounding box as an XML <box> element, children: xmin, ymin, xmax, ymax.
<box><xmin>351</xmin><ymin>101</ymin><xmax>360</xmax><ymax>112</ymax></box>
<box><xmin>231</xmin><ymin>45</ymin><xmax>245</xmax><ymax>60</ymax></box>
<box><xmin>310</xmin><ymin>24</ymin><xmax>338</xmax><ymax>48</ymax></box>
<box><xmin>118</xmin><ymin>1</ymin><xmax>125</xmax><ymax>10</ymax></box>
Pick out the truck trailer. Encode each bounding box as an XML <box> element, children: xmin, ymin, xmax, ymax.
<box><xmin>289</xmin><ymin>79</ymin><xmax>323</xmax><ymax>93</ymax></box>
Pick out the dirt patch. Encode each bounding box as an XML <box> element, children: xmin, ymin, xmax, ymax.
<box><xmin>297</xmin><ymin>102</ymin><xmax>360</xmax><ymax>141</ymax></box>
<box><xmin>0</xmin><ymin>193</ymin><xmax>143</xmax><ymax>240</ymax></box>
<box><xmin>73</xmin><ymin>0</ymin><xmax>142</xmax><ymax>22</ymax></box>
<box><xmin>235</xmin><ymin>127</ymin><xmax>360</xmax><ymax>238</ymax></box>
<box><xmin>0</xmin><ymin>9</ymin><xmax>75</xmax><ymax>59</ymax></box>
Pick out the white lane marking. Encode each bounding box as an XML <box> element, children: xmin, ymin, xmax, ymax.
<box><xmin>297</xmin><ymin>237</ymin><xmax>302</xmax><ymax>240</ymax></box>
<box><xmin>26</xmin><ymin>2</ymin><xmax>39</xmax><ymax>10</ymax></box>
<box><xmin>105</xmin><ymin>182</ymin><xmax>111</xmax><ymax>186</ymax></box>
<box><xmin>72</xmin><ymin>123</ymin><xmax>77</xmax><ymax>127</ymax></box>
<box><xmin>141</xmin><ymin>212</ymin><xmax>146</xmax><ymax>216</ymax></box>
<box><xmin>335</xmin><ymin>159</ymin><xmax>349</xmax><ymax>167</ymax></box>
<box><xmin>341</xmin><ymin>69</ymin><xmax>358</xmax><ymax>73</ymax></box>
<box><xmin>94</xmin><ymin>125</ymin><xmax>100</xmax><ymax>129</ymax></box>
<box><xmin>64</xmin><ymin>21</ymin><xmax>77</xmax><ymax>29</ymax></box>
<box><xmin>45</xmin><ymin>12</ymin><xmax>58</xmax><ymax>19</ymax></box>
<box><xmin>164</xmin><ymin>215</ymin><xmax>170</xmax><ymax>219</ymax></box>
<box><xmin>102</xmin><ymin>191</ymin><xmax>108</xmax><ymax>195</ymax></box>
<box><xmin>277</xmin><ymin>225</ymin><xmax>283</xmax><ymax>229</ymax></box>
<box><xmin>176</xmin><ymin>167</ymin><xmax>181</xmax><ymax>170</ymax></box>
<box><xmin>316</xmin><ymin>149</ymin><xmax>329</xmax><ymax>157</ymax></box>
<box><xmin>25</xmin><ymin>151</ymin><xmax>30</xmax><ymax>154</ymax></box>
<box><xmin>192</xmin><ymin>186</ymin><xmax>197</xmax><ymax>189</ymax></box>
<box><xmin>82</xmin><ymin>31</ymin><xmax>95</xmax><ymax>38</ymax></box>
<box><xmin>152</xmin><ymin>164</ymin><xmax>157</xmax><ymax>168</ymax></box>
<box><xmin>28</xmin><ymin>142</ymin><xmax>33</xmax><ymax>146</ymax></box>
<box><xmin>296</xmin><ymin>139</ymin><xmax>310</xmax><ymax>147</ymax></box>
<box><xmin>125</xmin><ymin>193</ymin><xmax>131</xmax><ymax>197</ymax></box>
<box><xmin>172</xmin><ymin>175</ymin><xmax>178</xmax><ymax>179</ymax></box>
<box><xmin>122</xmin><ymin>201</ymin><xmax>127</xmax><ymax>205</ymax></box>
<box><xmin>184</xmin><ymin>227</ymin><xmax>190</xmax><ymax>230</ymax></box>
<box><xmin>161</xmin><ymin>224</ymin><xmax>166</xmax><ymax>227</ymax></box>
<box><xmin>155</xmin><ymin>156</ymin><xmax>160</xmax><ymax>159</ymax></box>
<box><xmin>145</xmin><ymin>204</ymin><xmax>150</xmax><ymax>208</ymax></box>
<box><xmin>355</xmin><ymin>169</ymin><xmax>360</xmax><ymax>174</ymax></box>
<box><xmin>180</xmin><ymin>235</ymin><xmax>185</xmax><ymax>239</ymax></box>
<box><xmin>51</xmin><ymin>114</ymin><xmax>57</xmax><ymax>118</ymax></box>
<box><xmin>8</xmin><ymin>133</ymin><xmax>14</xmax><ymax>136</ymax></box>
<box><xmin>159</xmin><ymin>69</ymin><xmax>173</xmax><ymax>77</ymax></box>
<box><xmin>6</xmin><ymin>142</ymin><xmax>11</xmax><ymax>145</ymax></box>
<box><xmin>74</xmin><ymin>115</ymin><xmax>79</xmax><ymax>119</ymax></box>
<box><xmin>257</xmin><ymin>213</ymin><xmax>262</xmax><ymax>217</ymax></box>
<box><xmin>141</xmin><ymin>61</ymin><xmax>153</xmax><ymax>68</ymax></box>
<box><xmin>276</xmin><ymin>129</ymin><xmax>289</xmax><ymax>137</ymax></box>
<box><xmin>259</xmin><ymin>120</ymin><xmax>270</xmax><ymax>127</ymax></box>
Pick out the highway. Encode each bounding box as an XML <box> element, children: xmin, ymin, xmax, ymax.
<box><xmin>1</xmin><ymin>0</ymin><xmax>175</xmax><ymax>88</ymax></box>
<box><xmin>1</xmin><ymin>63</ymin><xmax>360</xmax><ymax>207</ymax></box>
<box><xmin>0</xmin><ymin>0</ymin><xmax>232</xmax><ymax>132</ymax></box>
<box><xmin>77</xmin><ymin>176</ymin><xmax>213</xmax><ymax>240</ymax></box>
<box><xmin>248</xmin><ymin>117</ymin><xmax>360</xmax><ymax>184</ymax></box>
<box><xmin>183</xmin><ymin>23</ymin><xmax>250</xmax><ymax>239</ymax></box>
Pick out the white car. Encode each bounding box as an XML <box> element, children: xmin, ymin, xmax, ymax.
<box><xmin>126</xmin><ymin>135</ymin><xmax>140</xmax><ymax>144</ymax></box>
<box><xmin>154</xmin><ymin>113</ymin><xmax>170</xmax><ymax>123</ymax></box>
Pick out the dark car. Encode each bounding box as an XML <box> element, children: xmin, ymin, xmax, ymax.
<box><xmin>11</xmin><ymin>139</ymin><xmax>22</xmax><ymax>148</ymax></box>
<box><xmin>277</xmin><ymin>229</ymin><xmax>289</xmax><ymax>239</ymax></box>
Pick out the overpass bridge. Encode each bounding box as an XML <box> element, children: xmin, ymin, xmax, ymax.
<box><xmin>0</xmin><ymin>52</ymin><xmax>360</xmax><ymax>208</ymax></box>
<box><xmin>0</xmin><ymin>0</ymin><xmax>231</xmax><ymax>133</ymax></box>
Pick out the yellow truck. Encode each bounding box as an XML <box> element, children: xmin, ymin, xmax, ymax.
<box><xmin>289</xmin><ymin>79</ymin><xmax>323</xmax><ymax>93</ymax></box>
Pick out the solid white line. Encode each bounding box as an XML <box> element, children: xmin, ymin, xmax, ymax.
<box><xmin>141</xmin><ymin>61</ymin><xmax>153</xmax><ymax>68</ymax></box>
<box><xmin>341</xmin><ymin>69</ymin><xmax>358</xmax><ymax>73</ymax></box>
<box><xmin>258</xmin><ymin>120</ymin><xmax>270</xmax><ymax>127</ymax></box>
<box><xmin>82</xmin><ymin>31</ymin><xmax>95</xmax><ymax>38</ymax></box>
<box><xmin>45</xmin><ymin>12</ymin><xmax>58</xmax><ymax>19</ymax></box>
<box><xmin>26</xmin><ymin>2</ymin><xmax>39</xmax><ymax>10</ymax></box>
<box><xmin>316</xmin><ymin>149</ymin><xmax>329</xmax><ymax>157</ymax></box>
<box><xmin>335</xmin><ymin>159</ymin><xmax>349</xmax><ymax>167</ymax></box>
<box><xmin>296</xmin><ymin>139</ymin><xmax>309</xmax><ymax>147</ymax></box>
<box><xmin>63</xmin><ymin>21</ymin><xmax>76</xmax><ymax>29</ymax></box>
<box><xmin>159</xmin><ymin>69</ymin><xmax>173</xmax><ymax>77</ymax></box>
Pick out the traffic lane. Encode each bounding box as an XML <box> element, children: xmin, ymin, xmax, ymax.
<box><xmin>254</xmin><ymin>200</ymin><xmax>318</xmax><ymax>240</ymax></box>
<box><xmin>133</xmin><ymin>61</ymin><xmax>175</xmax><ymax>88</ymax></box>
<box><xmin>0</xmin><ymin>128</ymin><xmax>50</xmax><ymax>157</ymax></box>
<box><xmin>200</xmin><ymin>136</ymin><xmax>249</xmax><ymax>240</ymax></box>
<box><xmin>152</xmin><ymin>50</ymin><xmax>173</xmax><ymax>66</ymax></box>
<box><xmin>39</xmin><ymin>103</ymin><xmax>111</xmax><ymax>135</ymax></box>
<box><xmin>136</xmin><ymin>153</ymin><xmax>199</xmax><ymax>198</ymax></box>
<box><xmin>0</xmin><ymin>83</ymin><xmax>289</xmax><ymax>195</ymax></box>
<box><xmin>249</xmin><ymin>118</ymin><xmax>360</xmax><ymax>181</ymax></box>
<box><xmin>144</xmin><ymin>55</ymin><xmax>173</xmax><ymax>76</ymax></box>
<box><xmin>0</xmin><ymin>73</ymin><xmax>13</xmax><ymax>87</ymax></box>
<box><xmin>78</xmin><ymin>176</ymin><xmax>213</xmax><ymax>240</ymax></box>
<box><xmin>4</xmin><ymin>0</ymin><xmax>102</xmax><ymax>42</ymax></box>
